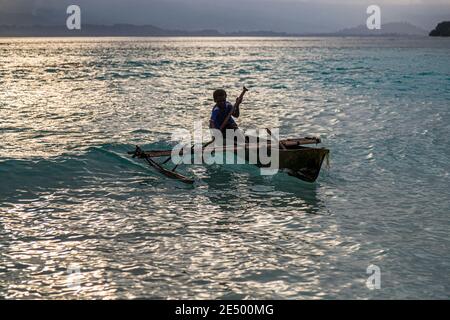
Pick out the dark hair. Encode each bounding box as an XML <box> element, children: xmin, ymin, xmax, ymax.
<box><xmin>213</xmin><ymin>89</ymin><xmax>227</xmax><ymax>102</ymax></box>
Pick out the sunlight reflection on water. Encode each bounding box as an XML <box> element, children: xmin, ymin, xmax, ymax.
<box><xmin>1</xmin><ymin>37</ymin><xmax>450</xmax><ymax>299</ymax></box>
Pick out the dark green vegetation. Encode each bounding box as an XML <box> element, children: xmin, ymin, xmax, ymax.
<box><xmin>430</xmin><ymin>22</ymin><xmax>450</xmax><ymax>37</ymax></box>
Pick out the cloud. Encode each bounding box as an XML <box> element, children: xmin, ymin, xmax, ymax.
<box><xmin>0</xmin><ymin>0</ymin><xmax>449</xmax><ymax>31</ymax></box>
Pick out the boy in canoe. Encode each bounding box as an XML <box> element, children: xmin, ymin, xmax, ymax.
<box><xmin>209</xmin><ymin>89</ymin><xmax>241</xmax><ymax>133</ymax></box>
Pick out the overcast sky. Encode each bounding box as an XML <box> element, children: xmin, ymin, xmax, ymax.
<box><xmin>1</xmin><ymin>0</ymin><xmax>449</xmax><ymax>32</ymax></box>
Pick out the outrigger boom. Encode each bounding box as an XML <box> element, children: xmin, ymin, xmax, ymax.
<box><xmin>131</xmin><ymin>145</ymin><xmax>195</xmax><ymax>184</ymax></box>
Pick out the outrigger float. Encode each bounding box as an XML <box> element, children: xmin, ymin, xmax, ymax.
<box><xmin>129</xmin><ymin>136</ymin><xmax>329</xmax><ymax>184</ymax></box>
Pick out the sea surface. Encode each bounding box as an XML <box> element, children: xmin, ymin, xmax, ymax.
<box><xmin>1</xmin><ymin>37</ymin><xmax>449</xmax><ymax>299</ymax></box>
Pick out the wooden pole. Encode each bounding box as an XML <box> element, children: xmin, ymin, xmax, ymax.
<box><xmin>219</xmin><ymin>86</ymin><xmax>248</xmax><ymax>132</ymax></box>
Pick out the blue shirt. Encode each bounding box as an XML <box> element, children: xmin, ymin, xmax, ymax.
<box><xmin>210</xmin><ymin>102</ymin><xmax>236</xmax><ymax>130</ymax></box>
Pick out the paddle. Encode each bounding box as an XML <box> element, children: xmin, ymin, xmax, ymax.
<box><xmin>219</xmin><ymin>86</ymin><xmax>249</xmax><ymax>132</ymax></box>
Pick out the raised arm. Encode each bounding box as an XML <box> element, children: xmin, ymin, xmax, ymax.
<box><xmin>232</xmin><ymin>94</ymin><xmax>244</xmax><ymax>118</ymax></box>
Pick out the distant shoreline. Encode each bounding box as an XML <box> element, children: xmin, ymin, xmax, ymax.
<box><xmin>0</xmin><ymin>23</ymin><xmax>432</xmax><ymax>38</ymax></box>
<box><xmin>0</xmin><ymin>34</ymin><xmax>432</xmax><ymax>39</ymax></box>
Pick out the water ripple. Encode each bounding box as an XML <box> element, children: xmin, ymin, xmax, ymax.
<box><xmin>1</xmin><ymin>37</ymin><xmax>449</xmax><ymax>299</ymax></box>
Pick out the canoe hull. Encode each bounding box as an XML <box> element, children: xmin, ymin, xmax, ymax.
<box><xmin>245</xmin><ymin>146</ymin><xmax>329</xmax><ymax>183</ymax></box>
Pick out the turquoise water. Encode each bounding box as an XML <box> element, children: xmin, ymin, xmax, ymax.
<box><xmin>1</xmin><ymin>37</ymin><xmax>449</xmax><ymax>299</ymax></box>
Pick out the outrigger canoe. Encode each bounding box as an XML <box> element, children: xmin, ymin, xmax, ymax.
<box><xmin>129</xmin><ymin>137</ymin><xmax>329</xmax><ymax>184</ymax></box>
